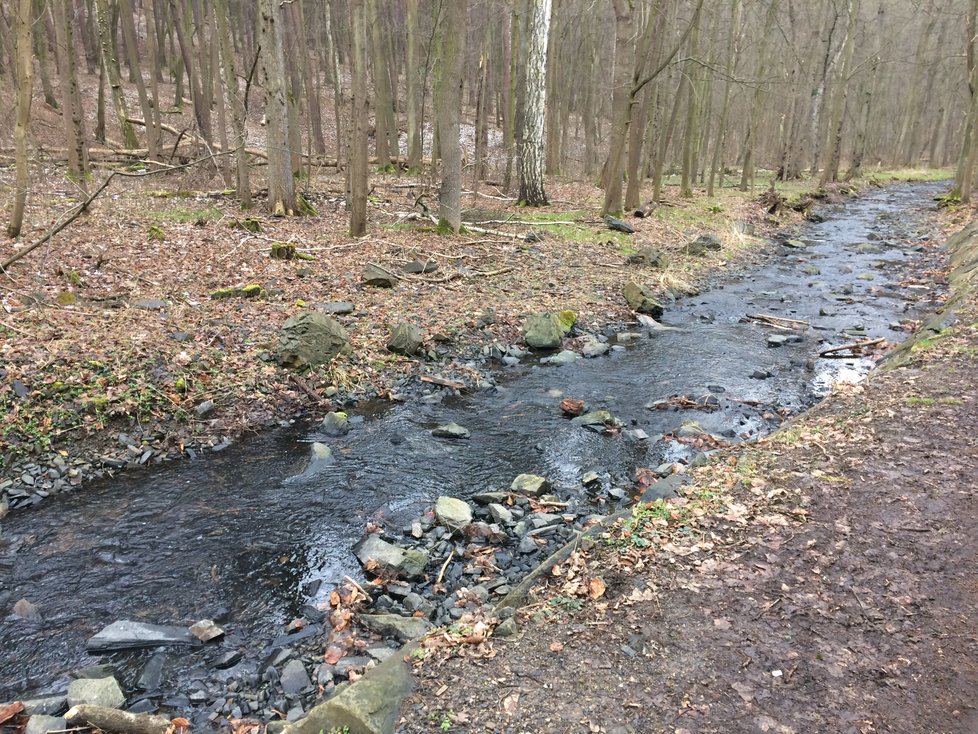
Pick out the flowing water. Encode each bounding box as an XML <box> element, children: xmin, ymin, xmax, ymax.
<box><xmin>0</xmin><ymin>183</ymin><xmax>946</xmax><ymax>706</ymax></box>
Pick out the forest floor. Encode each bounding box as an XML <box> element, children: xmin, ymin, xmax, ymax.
<box><xmin>396</xmin><ymin>226</ymin><xmax>978</xmax><ymax>733</ymax></box>
<box><xmin>1</xmin><ymin>158</ymin><xmax>934</xmax><ymax>508</ymax></box>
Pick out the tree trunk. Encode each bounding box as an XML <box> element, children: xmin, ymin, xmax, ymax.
<box><xmin>214</xmin><ymin>0</ymin><xmax>250</xmax><ymax>207</ymax></box>
<box><xmin>258</xmin><ymin>0</ymin><xmax>295</xmax><ymax>215</ymax></box>
<box><xmin>8</xmin><ymin>0</ymin><xmax>33</xmax><ymax>237</ymax></box>
<box><xmin>94</xmin><ymin>0</ymin><xmax>138</xmax><ymax>148</ymax></box>
<box><xmin>405</xmin><ymin>0</ymin><xmax>422</xmax><ymax>171</ymax></box>
<box><xmin>118</xmin><ymin>0</ymin><xmax>158</xmax><ymax>159</ymax></box>
<box><xmin>435</xmin><ymin>0</ymin><xmax>466</xmax><ymax>231</ymax></box>
<box><xmin>707</xmin><ymin>0</ymin><xmax>741</xmax><ymax>196</ymax></box>
<box><xmin>33</xmin><ymin>0</ymin><xmax>59</xmax><ymax>109</ymax></box>
<box><xmin>367</xmin><ymin>0</ymin><xmax>395</xmax><ymax>168</ymax></box>
<box><xmin>52</xmin><ymin>0</ymin><xmax>88</xmax><ymax>186</ymax></box>
<box><xmin>518</xmin><ymin>0</ymin><xmax>551</xmax><ymax>206</ymax></box>
<box><xmin>819</xmin><ymin>0</ymin><xmax>859</xmax><ymax>186</ymax></box>
<box><xmin>349</xmin><ymin>0</ymin><xmax>369</xmax><ymax>236</ymax></box>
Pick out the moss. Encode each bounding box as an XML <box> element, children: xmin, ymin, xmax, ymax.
<box><xmin>270</xmin><ymin>242</ymin><xmax>296</xmax><ymax>260</ymax></box>
<box><xmin>210</xmin><ymin>284</ymin><xmax>266</xmax><ymax>300</ymax></box>
<box><xmin>229</xmin><ymin>217</ymin><xmax>263</xmax><ymax>233</ymax></box>
<box><xmin>296</xmin><ymin>193</ymin><xmax>318</xmax><ymax>216</ymax></box>
<box><xmin>148</xmin><ymin>225</ymin><xmax>165</xmax><ymax>241</ymax></box>
<box><xmin>436</xmin><ymin>218</ymin><xmax>455</xmax><ymax>235</ymax></box>
<box><xmin>557</xmin><ymin>309</ymin><xmax>577</xmax><ymax>333</ymax></box>
<box><xmin>56</xmin><ymin>292</ymin><xmax>77</xmax><ymax>305</ymax></box>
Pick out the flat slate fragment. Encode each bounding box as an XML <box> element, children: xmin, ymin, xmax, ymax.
<box><xmin>86</xmin><ymin>620</ymin><xmax>198</xmax><ymax>653</ymax></box>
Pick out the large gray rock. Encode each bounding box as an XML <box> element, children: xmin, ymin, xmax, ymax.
<box><xmin>25</xmin><ymin>715</ymin><xmax>65</xmax><ymax>734</ymax></box>
<box><xmin>434</xmin><ymin>496</ymin><xmax>473</xmax><ymax>531</ymax></box>
<box><xmin>523</xmin><ymin>313</ymin><xmax>564</xmax><ymax>349</ymax></box>
<box><xmin>320</xmin><ymin>411</ymin><xmax>350</xmax><ymax>436</ymax></box>
<box><xmin>546</xmin><ymin>350</ymin><xmax>580</xmax><ymax>366</ymax></box>
<box><xmin>86</xmin><ymin>620</ymin><xmax>197</xmax><ymax>652</ymax></box>
<box><xmin>510</xmin><ymin>474</ymin><xmax>550</xmax><ymax>496</ymax></box>
<box><xmin>431</xmin><ymin>422</ymin><xmax>470</xmax><ymax>439</ymax></box>
<box><xmin>282</xmin><ymin>646</ymin><xmax>413</xmax><ymax>734</ymax></box>
<box><xmin>360</xmin><ymin>614</ymin><xmax>433</xmax><ymax>642</ymax></box>
<box><xmin>686</xmin><ymin>233</ymin><xmax>722</xmax><ymax>256</ymax></box>
<box><xmin>67</xmin><ymin>676</ymin><xmax>125</xmax><ymax>709</ymax></box>
<box><xmin>277</xmin><ymin>312</ymin><xmax>350</xmax><ymax>369</ymax></box>
<box><xmin>353</xmin><ymin>534</ymin><xmax>428</xmax><ymax>579</ymax></box>
<box><xmin>387</xmin><ymin>323</ymin><xmax>423</xmax><ymax>355</ymax></box>
<box><xmin>623</xmin><ymin>282</ymin><xmax>664</xmax><ymax>317</ymax></box>
<box><xmin>363</xmin><ymin>264</ymin><xmax>398</xmax><ymax>287</ymax></box>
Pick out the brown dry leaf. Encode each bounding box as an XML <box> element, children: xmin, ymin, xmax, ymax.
<box><xmin>323</xmin><ymin>646</ymin><xmax>345</xmax><ymax>665</ymax></box>
<box><xmin>0</xmin><ymin>701</ymin><xmax>24</xmax><ymax>726</ymax></box>
<box><xmin>588</xmin><ymin>577</ymin><xmax>607</xmax><ymax>599</ymax></box>
<box><xmin>549</xmin><ymin>641</ymin><xmax>564</xmax><ymax>652</ymax></box>
<box><xmin>713</xmin><ymin>617</ymin><xmax>732</xmax><ymax>630</ymax></box>
<box><xmin>560</xmin><ymin>398</ymin><xmax>586</xmax><ymax>416</ymax></box>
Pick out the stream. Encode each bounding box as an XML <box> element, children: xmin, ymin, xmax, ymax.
<box><xmin>0</xmin><ymin>183</ymin><xmax>947</xmax><ymax>721</ymax></box>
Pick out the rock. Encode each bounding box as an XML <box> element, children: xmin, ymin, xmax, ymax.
<box><xmin>137</xmin><ymin>653</ymin><xmax>166</xmax><ymax>691</ymax></box>
<box><xmin>85</xmin><ymin>620</ymin><xmax>198</xmax><ymax>653</ymax></box>
<box><xmin>213</xmin><ymin>650</ymin><xmax>244</xmax><ymax>670</ymax></box>
<box><xmin>686</xmin><ymin>234</ymin><xmax>722</xmax><ymax>256</ymax></box>
<box><xmin>494</xmin><ymin>618</ymin><xmax>519</xmax><ymax>638</ymax></box>
<box><xmin>518</xmin><ymin>535</ymin><xmax>540</xmax><ymax>554</ymax></box>
<box><xmin>626</xmin><ymin>247</ymin><xmax>670</xmax><ymax>269</ymax></box>
<box><xmin>559</xmin><ymin>398</ymin><xmax>587</xmax><ymax>416</ymax></box>
<box><xmin>523</xmin><ymin>313</ymin><xmax>564</xmax><ymax>349</ymax></box>
<box><xmin>767</xmin><ymin>334</ymin><xmax>789</xmax><ymax>348</ymax></box>
<box><xmin>387</xmin><ymin>323</ymin><xmax>423</xmax><ymax>355</ymax></box>
<box><xmin>280</xmin><ymin>660</ymin><xmax>312</xmax><ymax>695</ymax></box>
<box><xmin>435</xmin><ymin>496</ymin><xmax>473</xmax><ymax>531</ymax></box>
<box><xmin>22</xmin><ymin>697</ymin><xmax>67</xmax><ymax>717</ymax></box>
<box><xmin>750</xmin><ymin>370</ymin><xmax>772</xmax><ymax>379</ymax></box>
<box><xmin>353</xmin><ymin>534</ymin><xmax>428</xmax><ymax>579</ymax></box>
<box><xmin>677</xmin><ymin>421</ymin><xmax>705</xmax><ymax>437</ymax></box>
<box><xmin>615</xmin><ymin>331</ymin><xmax>643</xmax><ymax>343</ymax></box>
<box><xmin>571</xmin><ymin>410</ymin><xmax>622</xmax><ymax>429</ymax></box>
<box><xmin>603</xmin><ymin>215</ymin><xmax>635</xmax><ymax>234</ymax></box>
<box><xmin>582</xmin><ymin>471</ymin><xmax>601</xmax><ymax>487</ymax></box>
<box><xmin>13</xmin><ymin>598</ymin><xmax>42</xmax><ymax>622</ymax></box>
<box><xmin>546</xmin><ymin>350</ymin><xmax>580</xmax><ymax>366</ymax></box>
<box><xmin>622</xmin><ymin>282</ymin><xmax>664</xmax><ymax>317</ymax></box>
<box><xmin>308</xmin><ymin>442</ymin><xmax>333</xmax><ymax>464</ymax></box>
<box><xmin>360</xmin><ymin>614</ymin><xmax>433</xmax><ymax>642</ymax></box>
<box><xmin>783</xmin><ymin>239</ymin><xmax>808</xmax><ymax>249</ymax></box>
<box><xmin>133</xmin><ymin>299</ymin><xmax>167</xmax><ymax>310</ymax></box>
<box><xmin>282</xmin><ymin>647</ymin><xmax>413</xmax><ymax>734</ymax></box>
<box><xmin>25</xmin><ymin>715</ymin><xmax>65</xmax><ymax>734</ymax></box>
<box><xmin>636</xmin><ymin>313</ymin><xmax>677</xmax><ymax>332</ymax></box>
<box><xmin>363</xmin><ymin>264</ymin><xmax>398</xmax><ymax>287</ymax></box>
<box><xmin>277</xmin><ymin>312</ymin><xmax>350</xmax><ymax>369</ymax></box>
<box><xmin>316</xmin><ymin>301</ymin><xmax>355</xmax><ymax>315</ymax></box>
<box><xmin>581</xmin><ymin>338</ymin><xmax>610</xmax><ymax>358</ymax></box>
<box><xmin>488</xmin><ymin>503</ymin><xmax>514</xmax><ymax>525</ymax></box>
<box><xmin>402</xmin><ymin>260</ymin><xmax>438</xmax><ymax>274</ymax></box>
<box><xmin>189</xmin><ymin>619</ymin><xmax>224</xmax><ymax>642</ymax></box>
<box><xmin>195</xmin><ymin>400</ymin><xmax>215</xmax><ymax>418</ymax></box>
<box><xmin>320</xmin><ymin>411</ymin><xmax>350</xmax><ymax>436</ymax></box>
<box><xmin>431</xmin><ymin>422</ymin><xmax>470</xmax><ymax>439</ymax></box>
<box><xmin>67</xmin><ymin>676</ymin><xmax>125</xmax><ymax>709</ymax></box>
<box><xmin>510</xmin><ymin>474</ymin><xmax>550</xmax><ymax>496</ymax></box>
<box><xmin>12</xmin><ymin>379</ymin><xmax>29</xmax><ymax>398</ymax></box>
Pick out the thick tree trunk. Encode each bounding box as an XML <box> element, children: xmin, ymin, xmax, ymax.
<box><xmin>349</xmin><ymin>1</ymin><xmax>369</xmax><ymax>236</ymax></box>
<box><xmin>518</xmin><ymin>0</ymin><xmax>551</xmax><ymax>206</ymax></box>
<box><xmin>435</xmin><ymin>0</ymin><xmax>466</xmax><ymax>231</ymax></box>
<box><xmin>258</xmin><ymin>0</ymin><xmax>295</xmax><ymax>215</ymax></box>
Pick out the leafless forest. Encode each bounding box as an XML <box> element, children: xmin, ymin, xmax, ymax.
<box><xmin>2</xmin><ymin>0</ymin><xmax>978</xmax><ymax>241</ymax></box>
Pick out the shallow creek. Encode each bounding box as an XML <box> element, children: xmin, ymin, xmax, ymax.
<box><xmin>0</xmin><ymin>183</ymin><xmax>946</xmax><ymax>718</ymax></box>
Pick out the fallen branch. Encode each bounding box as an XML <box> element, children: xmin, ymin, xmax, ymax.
<box><xmin>65</xmin><ymin>704</ymin><xmax>173</xmax><ymax>734</ymax></box>
<box><xmin>818</xmin><ymin>338</ymin><xmax>885</xmax><ymax>358</ymax></box>
<box><xmin>1</xmin><ymin>149</ymin><xmax>237</xmax><ymax>273</ymax></box>
<box><xmin>744</xmin><ymin>313</ymin><xmax>810</xmax><ymax>331</ymax></box>
<box><xmin>420</xmin><ymin>375</ymin><xmax>467</xmax><ymax>390</ymax></box>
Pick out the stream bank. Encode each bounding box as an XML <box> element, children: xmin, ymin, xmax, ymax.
<box><xmin>0</xmin><ymin>182</ymin><xmax>953</xmax><ymax>733</ymax></box>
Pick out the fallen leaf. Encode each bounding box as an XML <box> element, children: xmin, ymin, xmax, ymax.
<box><xmin>0</xmin><ymin>702</ymin><xmax>24</xmax><ymax>725</ymax></box>
<box><xmin>588</xmin><ymin>577</ymin><xmax>607</xmax><ymax>599</ymax></box>
<box><xmin>502</xmin><ymin>692</ymin><xmax>520</xmax><ymax>715</ymax></box>
<box><xmin>549</xmin><ymin>641</ymin><xmax>564</xmax><ymax>652</ymax></box>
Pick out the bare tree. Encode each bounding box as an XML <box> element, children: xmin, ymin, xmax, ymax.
<box><xmin>349</xmin><ymin>0</ymin><xmax>369</xmax><ymax>236</ymax></box>
<box><xmin>258</xmin><ymin>0</ymin><xmax>295</xmax><ymax>215</ymax></box>
<box><xmin>7</xmin><ymin>0</ymin><xmax>33</xmax><ymax>237</ymax></box>
<box><xmin>518</xmin><ymin>0</ymin><xmax>552</xmax><ymax>206</ymax></box>
<box><xmin>435</xmin><ymin>0</ymin><xmax>467</xmax><ymax>232</ymax></box>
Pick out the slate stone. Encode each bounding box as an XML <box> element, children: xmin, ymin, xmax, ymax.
<box><xmin>387</xmin><ymin>323</ymin><xmax>424</xmax><ymax>355</ymax></box>
<box><xmin>12</xmin><ymin>380</ymin><xmax>28</xmax><ymax>398</ymax></box>
<box><xmin>67</xmin><ymin>676</ymin><xmax>125</xmax><ymax>709</ymax></box>
<box><xmin>137</xmin><ymin>653</ymin><xmax>166</xmax><ymax>691</ymax></box>
<box><xmin>363</xmin><ymin>264</ymin><xmax>398</xmax><ymax>287</ymax></box>
<box><xmin>133</xmin><ymin>299</ymin><xmax>168</xmax><ymax>310</ymax></box>
<box><xmin>686</xmin><ymin>234</ymin><xmax>723</xmax><ymax>256</ymax></box>
<box><xmin>86</xmin><ymin>620</ymin><xmax>197</xmax><ymax>653</ymax></box>
<box><xmin>280</xmin><ymin>660</ymin><xmax>312</xmax><ymax>695</ymax></box>
<box><xmin>359</xmin><ymin>614</ymin><xmax>433</xmax><ymax>642</ymax></box>
<box><xmin>626</xmin><ymin>247</ymin><xmax>670</xmax><ymax>269</ymax></box>
<box><xmin>316</xmin><ymin>301</ymin><xmax>355</xmax><ymax>315</ymax></box>
<box><xmin>402</xmin><ymin>260</ymin><xmax>438</xmax><ymax>274</ymax></box>
<box><xmin>604</xmin><ymin>215</ymin><xmax>635</xmax><ymax>234</ymax></box>
<box><xmin>510</xmin><ymin>474</ymin><xmax>550</xmax><ymax>496</ymax></box>
<box><xmin>22</xmin><ymin>697</ymin><xmax>67</xmax><ymax>717</ymax></box>
<box><xmin>276</xmin><ymin>312</ymin><xmax>350</xmax><ymax>369</ymax></box>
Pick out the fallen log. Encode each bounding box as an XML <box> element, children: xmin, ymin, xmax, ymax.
<box><xmin>634</xmin><ymin>201</ymin><xmax>657</xmax><ymax>218</ymax></box>
<box><xmin>744</xmin><ymin>313</ymin><xmax>810</xmax><ymax>331</ymax></box>
<box><xmin>65</xmin><ymin>704</ymin><xmax>173</xmax><ymax>734</ymax></box>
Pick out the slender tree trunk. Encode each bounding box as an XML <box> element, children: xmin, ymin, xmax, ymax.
<box><xmin>119</xmin><ymin>0</ymin><xmax>158</xmax><ymax>159</ymax></box>
<box><xmin>33</xmin><ymin>0</ymin><xmax>58</xmax><ymax>108</ymax></box>
<box><xmin>680</xmin><ymin>6</ymin><xmax>701</xmax><ymax>198</ymax></box>
<box><xmin>435</xmin><ymin>0</ymin><xmax>466</xmax><ymax>231</ymax></box>
<box><xmin>8</xmin><ymin>0</ymin><xmax>33</xmax><ymax>238</ymax></box>
<box><xmin>368</xmin><ymin>0</ymin><xmax>394</xmax><ymax>168</ymax></box>
<box><xmin>405</xmin><ymin>0</ymin><xmax>422</xmax><ymax>170</ymax></box>
<box><xmin>297</xmin><ymin>0</ymin><xmax>325</xmax><ymax>155</ymax></box>
<box><xmin>350</xmin><ymin>1</ymin><xmax>368</xmax><ymax>235</ymax></box>
<box><xmin>324</xmin><ymin>1</ymin><xmax>344</xmax><ymax>168</ymax></box>
<box><xmin>214</xmin><ymin>0</ymin><xmax>249</xmax><ymax>207</ymax></box>
<box><xmin>819</xmin><ymin>0</ymin><xmax>859</xmax><ymax>186</ymax></box>
<box><xmin>708</xmin><ymin>0</ymin><xmax>741</xmax><ymax>196</ymax></box>
<box><xmin>94</xmin><ymin>0</ymin><xmax>138</xmax><ymax>148</ymax></box>
<box><xmin>518</xmin><ymin>0</ymin><xmax>551</xmax><ymax>206</ymax></box>
<box><xmin>258</xmin><ymin>0</ymin><xmax>295</xmax><ymax>215</ymax></box>
<box><xmin>52</xmin><ymin>0</ymin><xmax>88</xmax><ymax>186</ymax></box>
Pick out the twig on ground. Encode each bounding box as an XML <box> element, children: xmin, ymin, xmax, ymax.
<box><xmin>818</xmin><ymin>338</ymin><xmax>885</xmax><ymax>357</ymax></box>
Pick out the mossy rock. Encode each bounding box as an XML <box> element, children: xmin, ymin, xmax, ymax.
<box><xmin>277</xmin><ymin>312</ymin><xmax>351</xmax><ymax>369</ymax></box>
<box><xmin>557</xmin><ymin>310</ymin><xmax>577</xmax><ymax>333</ymax></box>
<box><xmin>229</xmin><ymin>218</ymin><xmax>263</xmax><ymax>233</ymax></box>
<box><xmin>270</xmin><ymin>243</ymin><xmax>296</xmax><ymax>260</ymax></box>
<box><xmin>210</xmin><ymin>284</ymin><xmax>265</xmax><ymax>300</ymax></box>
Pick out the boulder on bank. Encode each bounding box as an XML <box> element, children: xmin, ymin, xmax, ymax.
<box><xmin>523</xmin><ymin>313</ymin><xmax>564</xmax><ymax>349</ymax></box>
<box><xmin>387</xmin><ymin>323</ymin><xmax>424</xmax><ymax>355</ymax></box>
<box><xmin>363</xmin><ymin>263</ymin><xmax>398</xmax><ymax>287</ymax></box>
<box><xmin>353</xmin><ymin>534</ymin><xmax>429</xmax><ymax>579</ymax></box>
<box><xmin>67</xmin><ymin>677</ymin><xmax>125</xmax><ymax>709</ymax></box>
<box><xmin>511</xmin><ymin>474</ymin><xmax>550</xmax><ymax>496</ymax></box>
<box><xmin>626</xmin><ymin>247</ymin><xmax>671</xmax><ymax>269</ymax></box>
<box><xmin>623</xmin><ymin>282</ymin><xmax>664</xmax><ymax>317</ymax></box>
<box><xmin>277</xmin><ymin>312</ymin><xmax>350</xmax><ymax>369</ymax></box>
<box><xmin>435</xmin><ymin>496</ymin><xmax>473</xmax><ymax>531</ymax></box>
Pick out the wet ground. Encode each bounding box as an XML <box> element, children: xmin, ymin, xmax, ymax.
<box><xmin>0</xmin><ymin>183</ymin><xmax>947</xmax><ymax>717</ymax></box>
